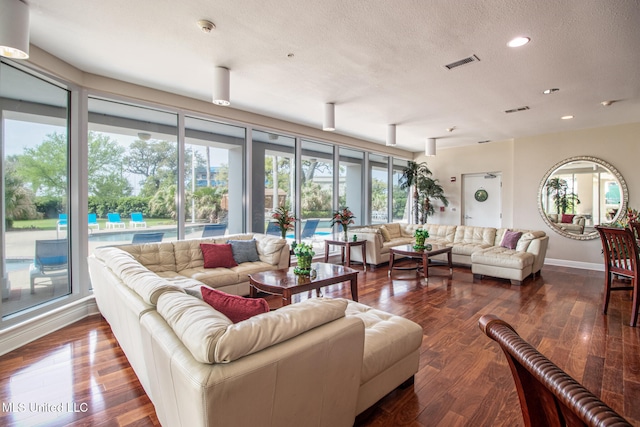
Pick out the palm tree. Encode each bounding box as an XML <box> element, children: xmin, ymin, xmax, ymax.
<box><xmin>418</xmin><ymin>177</ymin><xmax>449</xmax><ymax>224</ymax></box>
<box><xmin>545</xmin><ymin>177</ymin><xmax>580</xmax><ymax>214</ymax></box>
<box><xmin>399</xmin><ymin>161</ymin><xmax>432</xmax><ymax>224</ymax></box>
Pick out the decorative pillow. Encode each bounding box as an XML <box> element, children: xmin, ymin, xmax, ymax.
<box><xmin>379</xmin><ymin>225</ymin><xmax>391</xmax><ymax>242</ymax></box>
<box><xmin>227</xmin><ymin>239</ymin><xmax>260</xmax><ymax>264</ymax></box>
<box><xmin>561</xmin><ymin>214</ymin><xmax>576</xmax><ymax>224</ymax></box>
<box><xmin>501</xmin><ymin>230</ymin><xmax>523</xmax><ymax>250</ymax></box>
<box><xmin>200</xmin><ymin>243</ymin><xmax>238</xmax><ymax>268</ymax></box>
<box><xmin>201</xmin><ymin>287</ymin><xmax>269</xmax><ymax>323</ymax></box>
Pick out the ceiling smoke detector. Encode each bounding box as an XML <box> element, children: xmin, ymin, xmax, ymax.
<box><xmin>197</xmin><ymin>20</ymin><xmax>216</xmax><ymax>33</ymax></box>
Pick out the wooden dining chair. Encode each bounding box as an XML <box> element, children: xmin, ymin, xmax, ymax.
<box><xmin>595</xmin><ymin>225</ymin><xmax>639</xmax><ymax>327</ymax></box>
<box><xmin>479</xmin><ymin>314</ymin><xmax>631</xmax><ymax>427</ymax></box>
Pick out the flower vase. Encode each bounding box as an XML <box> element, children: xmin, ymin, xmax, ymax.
<box><xmin>295</xmin><ymin>255</ymin><xmax>312</xmax><ymax>276</ymax></box>
<box><xmin>342</xmin><ymin>225</ymin><xmax>348</xmax><ymax>241</ymax></box>
<box><xmin>414</xmin><ymin>235</ymin><xmax>426</xmax><ymax>250</ymax></box>
<box><xmin>280</xmin><ymin>229</ymin><xmax>287</xmax><ymax>239</ymax></box>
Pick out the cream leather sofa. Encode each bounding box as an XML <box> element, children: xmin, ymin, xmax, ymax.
<box><xmin>546</xmin><ymin>213</ymin><xmax>586</xmax><ymax>234</ymax></box>
<box><xmin>350</xmin><ymin>223</ymin><xmax>548</xmax><ymax>285</ymax></box>
<box><xmin>88</xmin><ymin>235</ymin><xmax>423</xmax><ymax>427</ymax></box>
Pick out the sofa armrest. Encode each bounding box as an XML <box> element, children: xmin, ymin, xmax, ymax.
<box><xmin>526</xmin><ymin>236</ymin><xmax>548</xmax><ymax>274</ymax></box>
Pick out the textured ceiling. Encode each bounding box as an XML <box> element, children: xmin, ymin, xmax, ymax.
<box><xmin>26</xmin><ymin>0</ymin><xmax>640</xmax><ymax>152</ymax></box>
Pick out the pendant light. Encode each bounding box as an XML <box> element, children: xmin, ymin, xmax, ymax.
<box><xmin>323</xmin><ymin>103</ymin><xmax>335</xmax><ymax>131</ymax></box>
<box><xmin>386</xmin><ymin>124</ymin><xmax>396</xmax><ymax>146</ymax></box>
<box><xmin>0</xmin><ymin>0</ymin><xmax>30</xmax><ymax>59</ymax></box>
<box><xmin>212</xmin><ymin>67</ymin><xmax>231</xmax><ymax>106</ymax></box>
<box><xmin>426</xmin><ymin>138</ymin><xmax>436</xmax><ymax>156</ymax></box>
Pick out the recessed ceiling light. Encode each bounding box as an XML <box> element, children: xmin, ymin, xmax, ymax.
<box><xmin>507</xmin><ymin>37</ymin><xmax>530</xmax><ymax>48</ymax></box>
<box><xmin>561</xmin><ymin>115</ymin><xmax>574</xmax><ymax>120</ymax></box>
<box><xmin>543</xmin><ymin>88</ymin><xmax>559</xmax><ymax>95</ymax></box>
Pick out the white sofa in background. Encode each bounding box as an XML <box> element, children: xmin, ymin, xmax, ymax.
<box><xmin>546</xmin><ymin>213</ymin><xmax>586</xmax><ymax>234</ymax></box>
<box><xmin>88</xmin><ymin>235</ymin><xmax>423</xmax><ymax>427</ymax></box>
<box><xmin>350</xmin><ymin>223</ymin><xmax>548</xmax><ymax>285</ymax></box>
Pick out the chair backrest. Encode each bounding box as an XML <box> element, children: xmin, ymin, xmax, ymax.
<box><xmin>88</xmin><ymin>213</ymin><xmax>98</xmax><ymax>224</ymax></box>
<box><xmin>34</xmin><ymin>239</ymin><xmax>68</xmax><ymax>269</ymax></box>
<box><xmin>107</xmin><ymin>212</ymin><xmax>122</xmax><ymax>223</ymax></box>
<box><xmin>131</xmin><ymin>232</ymin><xmax>164</xmax><ymax>244</ymax></box>
<box><xmin>131</xmin><ymin>212</ymin><xmax>144</xmax><ymax>222</ymax></box>
<box><xmin>628</xmin><ymin>221</ymin><xmax>640</xmax><ymax>241</ymax></box>
<box><xmin>202</xmin><ymin>224</ymin><xmax>226</xmax><ymax>237</ymax></box>
<box><xmin>58</xmin><ymin>213</ymin><xmax>67</xmax><ymax>225</ymax></box>
<box><xmin>479</xmin><ymin>314</ymin><xmax>631</xmax><ymax>427</ymax></box>
<box><xmin>265</xmin><ymin>222</ymin><xmax>281</xmax><ymax>236</ymax></box>
<box><xmin>301</xmin><ymin>219</ymin><xmax>319</xmax><ymax>239</ymax></box>
<box><xmin>595</xmin><ymin>225</ymin><xmax>639</xmax><ymax>280</ymax></box>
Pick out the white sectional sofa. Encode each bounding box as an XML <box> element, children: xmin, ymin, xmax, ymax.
<box><xmin>350</xmin><ymin>223</ymin><xmax>548</xmax><ymax>285</ymax></box>
<box><xmin>88</xmin><ymin>234</ymin><xmax>423</xmax><ymax>427</ymax></box>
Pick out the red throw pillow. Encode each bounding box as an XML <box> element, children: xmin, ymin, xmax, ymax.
<box><xmin>561</xmin><ymin>214</ymin><xmax>576</xmax><ymax>224</ymax></box>
<box><xmin>200</xmin><ymin>243</ymin><xmax>238</xmax><ymax>268</ymax></box>
<box><xmin>501</xmin><ymin>230</ymin><xmax>523</xmax><ymax>250</ymax></box>
<box><xmin>201</xmin><ymin>287</ymin><xmax>270</xmax><ymax>323</ymax></box>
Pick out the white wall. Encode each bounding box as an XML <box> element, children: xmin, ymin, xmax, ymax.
<box><xmin>416</xmin><ymin>123</ymin><xmax>640</xmax><ymax>268</ymax></box>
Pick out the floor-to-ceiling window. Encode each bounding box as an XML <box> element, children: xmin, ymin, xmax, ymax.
<box><xmin>251</xmin><ymin>130</ymin><xmax>296</xmax><ymax>238</ymax></box>
<box><xmin>392</xmin><ymin>158</ymin><xmax>410</xmax><ymax>222</ymax></box>
<box><xmin>301</xmin><ymin>139</ymin><xmax>333</xmax><ymax>254</ymax></box>
<box><xmin>184</xmin><ymin>116</ymin><xmax>245</xmax><ymax>239</ymax></box>
<box><xmin>339</xmin><ymin>148</ymin><xmax>364</xmax><ymax>226</ymax></box>
<box><xmin>369</xmin><ymin>154</ymin><xmax>389</xmax><ymax>224</ymax></box>
<box><xmin>1</xmin><ymin>62</ymin><xmax>70</xmax><ymax>316</ymax></box>
<box><xmin>87</xmin><ymin>98</ymin><xmax>178</xmax><ymax>250</ymax></box>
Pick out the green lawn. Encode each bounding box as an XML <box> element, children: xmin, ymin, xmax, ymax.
<box><xmin>11</xmin><ymin>218</ymin><xmax>176</xmax><ymax>231</ymax></box>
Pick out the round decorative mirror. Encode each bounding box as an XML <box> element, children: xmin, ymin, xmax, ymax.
<box><xmin>537</xmin><ymin>156</ymin><xmax>628</xmax><ymax>240</ymax></box>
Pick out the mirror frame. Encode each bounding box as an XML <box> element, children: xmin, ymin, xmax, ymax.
<box><xmin>537</xmin><ymin>156</ymin><xmax>628</xmax><ymax>241</ymax></box>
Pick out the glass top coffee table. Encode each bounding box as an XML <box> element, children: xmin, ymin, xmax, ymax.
<box><xmin>248</xmin><ymin>263</ymin><xmax>359</xmax><ymax>306</ymax></box>
<box><xmin>388</xmin><ymin>244</ymin><xmax>453</xmax><ymax>282</ymax></box>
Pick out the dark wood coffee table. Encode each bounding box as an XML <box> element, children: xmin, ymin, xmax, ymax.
<box><xmin>389</xmin><ymin>244</ymin><xmax>453</xmax><ymax>282</ymax></box>
<box><xmin>248</xmin><ymin>263</ymin><xmax>359</xmax><ymax>306</ymax></box>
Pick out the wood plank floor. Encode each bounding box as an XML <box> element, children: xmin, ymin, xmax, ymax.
<box><xmin>1</xmin><ymin>261</ymin><xmax>639</xmax><ymax>426</ymax></box>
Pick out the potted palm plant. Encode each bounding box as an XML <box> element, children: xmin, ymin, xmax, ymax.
<box><xmin>545</xmin><ymin>177</ymin><xmax>580</xmax><ymax>214</ymax></box>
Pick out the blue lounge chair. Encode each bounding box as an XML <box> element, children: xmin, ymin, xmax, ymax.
<box><xmin>88</xmin><ymin>213</ymin><xmax>99</xmax><ymax>231</ymax></box>
<box><xmin>57</xmin><ymin>213</ymin><xmax>67</xmax><ymax>235</ymax></box>
<box><xmin>106</xmin><ymin>213</ymin><xmax>125</xmax><ymax>229</ymax></box>
<box><xmin>265</xmin><ymin>222</ymin><xmax>281</xmax><ymax>236</ymax></box>
<box><xmin>29</xmin><ymin>239</ymin><xmax>68</xmax><ymax>294</ymax></box>
<box><xmin>202</xmin><ymin>224</ymin><xmax>227</xmax><ymax>237</ymax></box>
<box><xmin>301</xmin><ymin>219</ymin><xmax>319</xmax><ymax>240</ymax></box>
<box><xmin>129</xmin><ymin>212</ymin><xmax>147</xmax><ymax>229</ymax></box>
<box><xmin>131</xmin><ymin>232</ymin><xmax>164</xmax><ymax>244</ymax></box>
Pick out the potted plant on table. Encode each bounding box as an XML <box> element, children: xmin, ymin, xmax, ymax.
<box><xmin>330</xmin><ymin>207</ymin><xmax>356</xmax><ymax>241</ymax></box>
<box><xmin>271</xmin><ymin>205</ymin><xmax>296</xmax><ymax>239</ymax></box>
<box><xmin>414</xmin><ymin>228</ymin><xmax>430</xmax><ymax>250</ymax></box>
<box><xmin>293</xmin><ymin>242</ymin><xmax>315</xmax><ymax>276</ymax></box>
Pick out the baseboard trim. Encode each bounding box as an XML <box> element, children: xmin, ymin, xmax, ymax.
<box><xmin>0</xmin><ymin>296</ymin><xmax>99</xmax><ymax>356</ymax></box>
<box><xmin>544</xmin><ymin>258</ymin><xmax>604</xmax><ymax>272</ymax></box>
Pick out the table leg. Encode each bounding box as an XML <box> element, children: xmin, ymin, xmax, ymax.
<box><xmin>448</xmin><ymin>250</ymin><xmax>453</xmax><ymax>278</ymax></box>
<box><xmin>345</xmin><ymin>243</ymin><xmax>351</xmax><ymax>268</ymax></box>
<box><xmin>422</xmin><ymin>254</ymin><xmax>429</xmax><ymax>283</ymax></box>
<box><xmin>249</xmin><ymin>283</ymin><xmax>257</xmax><ymax>298</ymax></box>
<box><xmin>388</xmin><ymin>252</ymin><xmax>395</xmax><ymax>276</ymax></box>
<box><xmin>341</xmin><ymin>246</ymin><xmax>345</xmax><ymax>264</ymax></box>
<box><xmin>349</xmin><ymin>276</ymin><xmax>359</xmax><ymax>302</ymax></box>
<box><xmin>361</xmin><ymin>243</ymin><xmax>367</xmax><ymax>271</ymax></box>
<box><xmin>282</xmin><ymin>289</ymin><xmax>292</xmax><ymax>306</ymax></box>
<box><xmin>324</xmin><ymin>241</ymin><xmax>329</xmax><ymax>262</ymax></box>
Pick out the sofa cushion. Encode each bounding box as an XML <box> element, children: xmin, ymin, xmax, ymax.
<box><xmin>561</xmin><ymin>213</ymin><xmax>575</xmax><ymax>223</ymax></box>
<box><xmin>178</xmin><ymin>267</ymin><xmax>241</xmax><ymax>288</ymax></box>
<box><xmin>471</xmin><ymin>247</ymin><xmax>535</xmax><ymax>269</ymax></box>
<box><xmin>453</xmin><ymin>226</ymin><xmax>496</xmax><ymax>246</ymax></box>
<box><xmin>515</xmin><ymin>231</ymin><xmax>546</xmax><ymax>252</ymax></box>
<box><xmin>156</xmin><ymin>291</ymin><xmax>232</xmax><ymax>364</ymax></box>
<box><xmin>214</xmin><ymin>298</ymin><xmax>348</xmax><ymax>363</ymax></box>
<box><xmin>501</xmin><ymin>230</ymin><xmax>523</xmax><ymax>250</ymax></box>
<box><xmin>379</xmin><ymin>225</ymin><xmax>392</xmax><ymax>242</ymax></box>
<box><xmin>425</xmin><ymin>224</ymin><xmax>456</xmax><ymax>243</ymax></box>
<box><xmin>118</xmin><ymin>242</ymin><xmax>177</xmax><ymax>273</ymax></box>
<box><xmin>227</xmin><ymin>239</ymin><xmax>260</xmax><ymax>264</ymax></box>
<box><xmin>385</xmin><ymin>223</ymin><xmax>402</xmax><ymax>239</ymax></box>
<box><xmin>201</xmin><ymin>287</ymin><xmax>269</xmax><ymax>323</ymax></box>
<box><xmin>200</xmin><ymin>243</ymin><xmax>238</xmax><ymax>268</ymax></box>
<box><xmin>253</xmin><ymin>234</ymin><xmax>287</xmax><ymax>265</ymax></box>
<box><xmin>173</xmin><ymin>239</ymin><xmax>206</xmax><ymax>271</ymax></box>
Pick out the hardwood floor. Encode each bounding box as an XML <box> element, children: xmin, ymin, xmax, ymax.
<box><xmin>1</xmin><ymin>262</ymin><xmax>639</xmax><ymax>426</ymax></box>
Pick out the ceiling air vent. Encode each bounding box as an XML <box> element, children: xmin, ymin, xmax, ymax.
<box><xmin>444</xmin><ymin>54</ymin><xmax>480</xmax><ymax>70</ymax></box>
<box><xmin>504</xmin><ymin>106</ymin><xmax>530</xmax><ymax>114</ymax></box>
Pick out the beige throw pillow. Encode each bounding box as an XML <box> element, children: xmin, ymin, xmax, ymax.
<box><xmin>379</xmin><ymin>225</ymin><xmax>391</xmax><ymax>242</ymax></box>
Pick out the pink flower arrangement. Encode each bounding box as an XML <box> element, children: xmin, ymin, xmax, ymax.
<box><xmin>271</xmin><ymin>206</ymin><xmax>296</xmax><ymax>238</ymax></box>
<box><xmin>330</xmin><ymin>207</ymin><xmax>356</xmax><ymax>232</ymax></box>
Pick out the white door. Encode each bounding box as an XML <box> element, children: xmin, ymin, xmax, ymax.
<box><xmin>462</xmin><ymin>173</ymin><xmax>502</xmax><ymax>228</ymax></box>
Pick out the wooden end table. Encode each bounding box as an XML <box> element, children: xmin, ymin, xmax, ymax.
<box><xmin>388</xmin><ymin>244</ymin><xmax>453</xmax><ymax>282</ymax></box>
<box><xmin>323</xmin><ymin>236</ymin><xmax>367</xmax><ymax>270</ymax></box>
<box><xmin>248</xmin><ymin>263</ymin><xmax>359</xmax><ymax>306</ymax></box>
